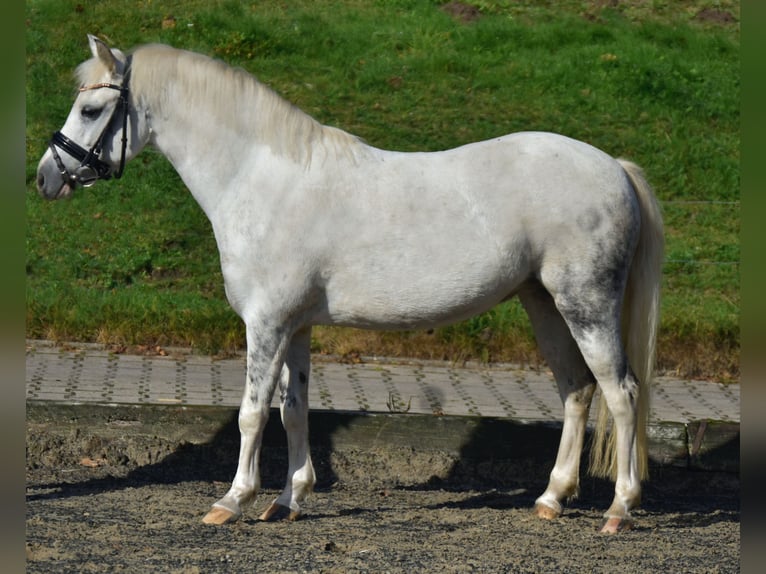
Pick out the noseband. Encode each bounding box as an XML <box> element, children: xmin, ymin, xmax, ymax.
<box><xmin>48</xmin><ymin>68</ymin><xmax>131</xmax><ymax>188</ymax></box>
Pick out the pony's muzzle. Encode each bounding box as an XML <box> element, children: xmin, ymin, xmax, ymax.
<box><xmin>36</xmin><ymin>153</ymin><xmax>74</xmax><ymax>200</ymax></box>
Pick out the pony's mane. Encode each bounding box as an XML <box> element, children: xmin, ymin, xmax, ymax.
<box><xmin>80</xmin><ymin>43</ymin><xmax>364</xmax><ymax>165</ymax></box>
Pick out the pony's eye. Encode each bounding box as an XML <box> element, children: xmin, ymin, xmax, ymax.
<box><xmin>80</xmin><ymin>106</ymin><xmax>103</xmax><ymax>120</ymax></box>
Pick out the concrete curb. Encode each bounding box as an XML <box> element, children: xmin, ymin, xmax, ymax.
<box><xmin>26</xmin><ymin>401</ymin><xmax>739</xmax><ymax>474</ymax></box>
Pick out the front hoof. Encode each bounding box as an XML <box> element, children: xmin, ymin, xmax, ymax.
<box><xmin>288</xmin><ymin>509</ymin><xmax>302</xmax><ymax>522</ymax></box>
<box><xmin>599</xmin><ymin>516</ymin><xmax>634</xmax><ymax>534</ymax></box>
<box><xmin>259</xmin><ymin>502</ymin><xmax>302</xmax><ymax>522</ymax></box>
<box><xmin>533</xmin><ymin>502</ymin><xmax>561</xmax><ymax>520</ymax></box>
<box><xmin>202</xmin><ymin>506</ymin><xmax>240</xmax><ymax>525</ymax></box>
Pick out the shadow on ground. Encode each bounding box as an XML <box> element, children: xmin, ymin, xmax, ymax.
<box><xmin>26</xmin><ymin>403</ymin><xmax>739</xmax><ymax>518</ymax></box>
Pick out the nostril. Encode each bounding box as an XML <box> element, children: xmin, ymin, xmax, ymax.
<box><xmin>36</xmin><ymin>172</ymin><xmax>45</xmax><ymax>191</ymax></box>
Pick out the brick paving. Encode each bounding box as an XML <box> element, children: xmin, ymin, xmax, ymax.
<box><xmin>26</xmin><ymin>340</ymin><xmax>739</xmax><ymax>424</ymax></box>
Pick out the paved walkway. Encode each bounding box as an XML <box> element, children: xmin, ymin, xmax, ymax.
<box><xmin>25</xmin><ymin>340</ymin><xmax>739</xmax><ymax>424</ymax></box>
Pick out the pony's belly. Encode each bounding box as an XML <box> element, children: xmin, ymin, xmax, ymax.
<box><xmin>318</xmin><ymin>274</ymin><xmax>522</xmax><ymax>331</ymax></box>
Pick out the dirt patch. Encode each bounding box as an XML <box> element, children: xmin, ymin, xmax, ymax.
<box><xmin>695</xmin><ymin>8</ymin><xmax>737</xmax><ymax>25</ymax></box>
<box><xmin>26</xmin><ymin>416</ymin><xmax>739</xmax><ymax>573</ymax></box>
<box><xmin>440</xmin><ymin>1</ymin><xmax>482</xmax><ymax>24</ymax></box>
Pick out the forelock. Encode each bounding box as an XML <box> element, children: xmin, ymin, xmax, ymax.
<box><xmin>74</xmin><ymin>57</ymin><xmax>109</xmax><ymax>87</ymax></box>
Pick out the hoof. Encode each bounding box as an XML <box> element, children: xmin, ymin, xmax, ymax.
<box><xmin>258</xmin><ymin>501</ymin><xmax>282</xmax><ymax>521</ymax></box>
<box><xmin>533</xmin><ymin>503</ymin><xmax>560</xmax><ymax>520</ymax></box>
<box><xmin>599</xmin><ymin>516</ymin><xmax>634</xmax><ymax>534</ymax></box>
<box><xmin>259</xmin><ymin>502</ymin><xmax>302</xmax><ymax>522</ymax></box>
<box><xmin>202</xmin><ymin>506</ymin><xmax>239</xmax><ymax>525</ymax></box>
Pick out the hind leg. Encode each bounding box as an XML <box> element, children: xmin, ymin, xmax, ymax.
<box><xmin>259</xmin><ymin>328</ymin><xmax>316</xmax><ymax>522</ymax></box>
<box><xmin>552</xmin><ymin>296</ymin><xmax>643</xmax><ymax>534</ymax></box>
<box><xmin>519</xmin><ymin>282</ymin><xmax>596</xmax><ymax>520</ymax></box>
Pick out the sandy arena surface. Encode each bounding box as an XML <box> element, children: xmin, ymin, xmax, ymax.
<box><xmin>26</xmin><ymin>419</ymin><xmax>739</xmax><ymax>573</ymax></box>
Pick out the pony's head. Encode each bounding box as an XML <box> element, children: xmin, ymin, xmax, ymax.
<box><xmin>36</xmin><ymin>35</ymin><xmax>148</xmax><ymax>199</ymax></box>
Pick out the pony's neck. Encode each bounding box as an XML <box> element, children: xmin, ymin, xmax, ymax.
<box><xmin>130</xmin><ymin>44</ymin><xmax>365</xmax><ymax>211</ymax></box>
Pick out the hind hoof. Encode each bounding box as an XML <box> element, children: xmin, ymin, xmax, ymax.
<box><xmin>600</xmin><ymin>516</ymin><xmax>634</xmax><ymax>534</ymax></box>
<box><xmin>202</xmin><ymin>506</ymin><xmax>239</xmax><ymax>525</ymax></box>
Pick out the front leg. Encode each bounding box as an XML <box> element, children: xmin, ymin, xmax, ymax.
<box><xmin>202</xmin><ymin>323</ymin><xmax>290</xmax><ymax>525</ymax></box>
<box><xmin>259</xmin><ymin>327</ymin><xmax>316</xmax><ymax>521</ymax></box>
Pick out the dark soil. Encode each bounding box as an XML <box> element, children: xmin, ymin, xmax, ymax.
<box><xmin>26</xmin><ymin>418</ymin><xmax>740</xmax><ymax>573</ymax></box>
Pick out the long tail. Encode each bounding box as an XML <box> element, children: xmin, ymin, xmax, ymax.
<box><xmin>589</xmin><ymin>159</ymin><xmax>664</xmax><ymax>481</ymax></box>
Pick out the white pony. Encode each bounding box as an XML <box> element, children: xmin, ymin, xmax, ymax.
<box><xmin>36</xmin><ymin>36</ymin><xmax>663</xmax><ymax>534</ymax></box>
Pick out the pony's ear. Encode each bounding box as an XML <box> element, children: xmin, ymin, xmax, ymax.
<box><xmin>87</xmin><ymin>34</ymin><xmax>118</xmax><ymax>74</ymax></box>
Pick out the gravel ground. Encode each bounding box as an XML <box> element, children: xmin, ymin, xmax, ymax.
<box><xmin>26</xmin><ymin>419</ymin><xmax>739</xmax><ymax>573</ymax></box>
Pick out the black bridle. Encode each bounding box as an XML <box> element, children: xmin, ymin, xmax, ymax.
<box><xmin>48</xmin><ymin>68</ymin><xmax>131</xmax><ymax>188</ymax></box>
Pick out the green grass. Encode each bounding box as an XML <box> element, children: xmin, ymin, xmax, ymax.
<box><xmin>25</xmin><ymin>0</ymin><xmax>739</xmax><ymax>380</ymax></box>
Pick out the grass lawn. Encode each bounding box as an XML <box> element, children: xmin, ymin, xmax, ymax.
<box><xmin>25</xmin><ymin>0</ymin><xmax>739</xmax><ymax>381</ymax></box>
